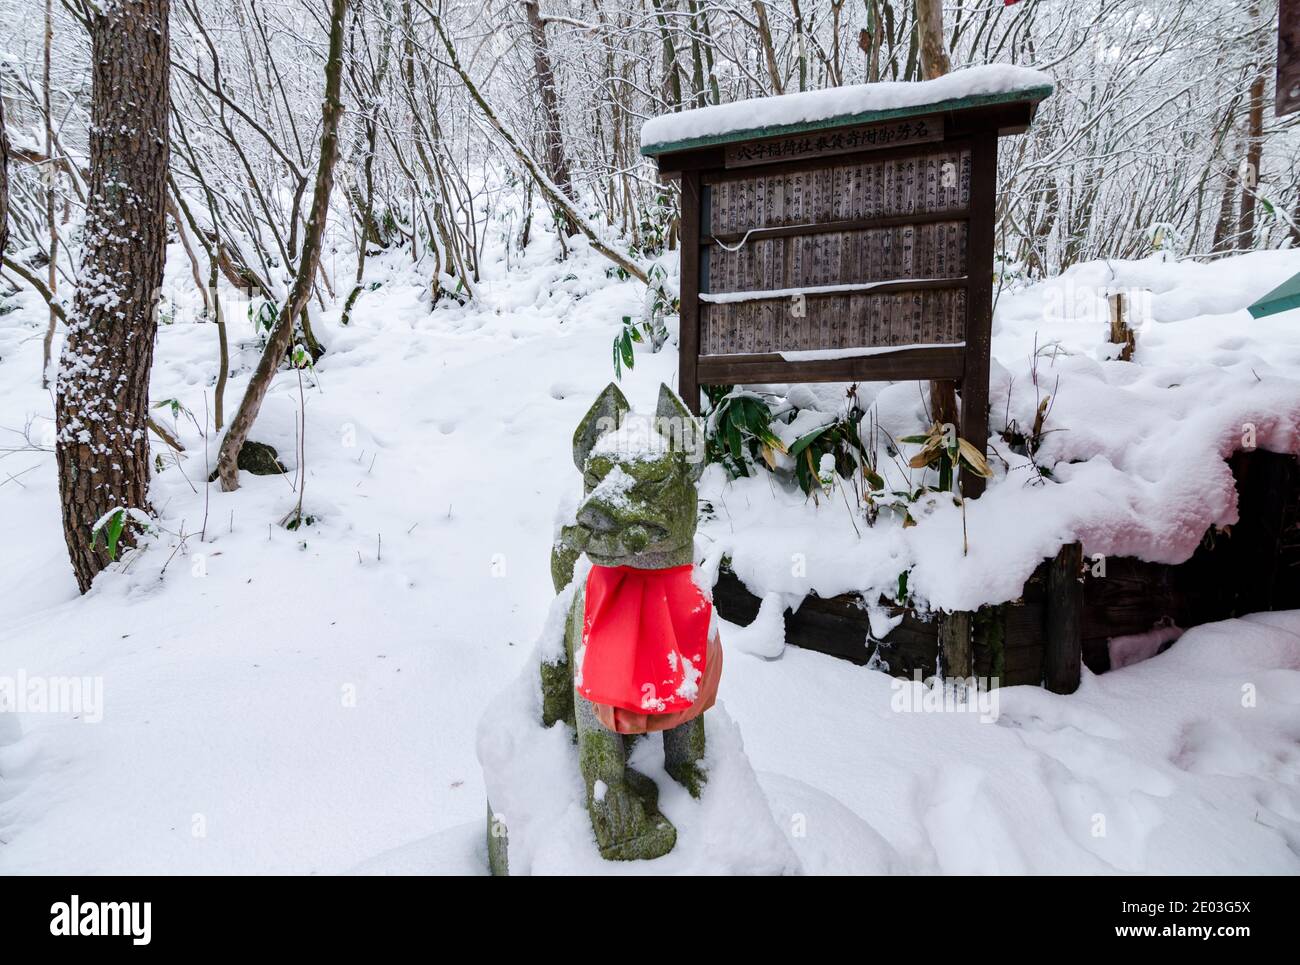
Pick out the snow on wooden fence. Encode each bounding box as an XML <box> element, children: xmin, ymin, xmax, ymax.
<box><xmin>713</xmin><ymin>450</ymin><xmax>1300</xmax><ymax>693</ymax></box>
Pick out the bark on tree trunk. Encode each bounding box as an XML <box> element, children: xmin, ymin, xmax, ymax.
<box><xmin>215</xmin><ymin>0</ymin><xmax>348</xmax><ymax>492</ymax></box>
<box><xmin>651</xmin><ymin>0</ymin><xmax>685</xmax><ymax>106</ymax></box>
<box><xmin>54</xmin><ymin>0</ymin><xmax>171</xmax><ymax>593</ymax></box>
<box><xmin>41</xmin><ymin>0</ymin><xmax>58</xmax><ymax>389</ymax></box>
<box><xmin>915</xmin><ymin>0</ymin><xmax>957</xmax><ymax>429</ymax></box>
<box><xmin>342</xmin><ymin>86</ymin><xmax>381</xmax><ymax>327</ymax></box>
<box><xmin>1237</xmin><ymin>67</ymin><xmax>1266</xmax><ymax>249</ymax></box>
<box><xmin>1209</xmin><ymin>91</ymin><xmax>1240</xmax><ymax>255</ymax></box>
<box><xmin>1212</xmin><ymin>161</ymin><xmax>1239</xmax><ymax>254</ymax></box>
<box><xmin>0</xmin><ymin>83</ymin><xmax>9</xmax><ymax>259</ymax></box>
<box><xmin>790</xmin><ymin>0</ymin><xmax>807</xmax><ymax>91</ymax></box>
<box><xmin>752</xmin><ymin>2</ymin><xmax>784</xmax><ymax>94</ymax></box>
<box><xmin>915</xmin><ymin>0</ymin><xmax>952</xmax><ymax>80</ymax></box>
<box><xmin>859</xmin><ymin>0</ymin><xmax>882</xmax><ymax>84</ymax></box>
<box><xmin>522</xmin><ymin>0</ymin><xmax>577</xmax><ymax>237</ymax></box>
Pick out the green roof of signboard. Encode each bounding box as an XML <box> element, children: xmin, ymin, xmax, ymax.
<box><xmin>639</xmin><ymin>66</ymin><xmax>1054</xmax><ymax>157</ymax></box>
<box><xmin>1247</xmin><ymin>271</ymin><xmax>1300</xmax><ymax>319</ymax></box>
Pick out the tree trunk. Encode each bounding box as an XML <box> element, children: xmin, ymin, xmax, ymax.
<box><xmin>651</xmin><ymin>0</ymin><xmax>685</xmax><ymax>107</ymax></box>
<box><xmin>215</xmin><ymin>0</ymin><xmax>348</xmax><ymax>492</ymax></box>
<box><xmin>752</xmin><ymin>2</ymin><xmax>784</xmax><ymax>94</ymax></box>
<box><xmin>41</xmin><ymin>0</ymin><xmax>58</xmax><ymax>389</ymax></box>
<box><xmin>915</xmin><ymin>0</ymin><xmax>952</xmax><ymax>79</ymax></box>
<box><xmin>522</xmin><ymin>0</ymin><xmax>577</xmax><ymax>237</ymax></box>
<box><xmin>914</xmin><ymin>0</ymin><xmax>957</xmax><ymax>428</ymax></box>
<box><xmin>1212</xmin><ymin>161</ymin><xmax>1239</xmax><ymax>254</ymax></box>
<box><xmin>54</xmin><ymin>0</ymin><xmax>171</xmax><ymax>593</ymax></box>
<box><xmin>1237</xmin><ymin>61</ymin><xmax>1266</xmax><ymax>249</ymax></box>
<box><xmin>790</xmin><ymin>0</ymin><xmax>807</xmax><ymax>91</ymax></box>
<box><xmin>688</xmin><ymin>0</ymin><xmax>709</xmax><ymax>105</ymax></box>
<box><xmin>0</xmin><ymin>77</ymin><xmax>8</xmax><ymax>259</ymax></box>
<box><xmin>859</xmin><ymin>0</ymin><xmax>882</xmax><ymax>83</ymax></box>
<box><xmin>694</xmin><ymin>1</ymin><xmax>721</xmax><ymax>104</ymax></box>
<box><xmin>342</xmin><ymin>99</ymin><xmax>380</xmax><ymax>326</ymax></box>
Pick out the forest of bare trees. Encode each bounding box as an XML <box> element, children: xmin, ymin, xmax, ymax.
<box><xmin>0</xmin><ymin>0</ymin><xmax>1296</xmax><ymax>588</ymax></box>
<box><xmin>3</xmin><ymin>1</ymin><xmax>1295</xmax><ymax>304</ymax></box>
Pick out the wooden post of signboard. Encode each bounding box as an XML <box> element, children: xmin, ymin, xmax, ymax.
<box><xmin>678</xmin><ymin>171</ymin><xmax>702</xmax><ymax>410</ymax></box>
<box><xmin>959</xmin><ymin>129</ymin><xmax>996</xmax><ymax>499</ymax></box>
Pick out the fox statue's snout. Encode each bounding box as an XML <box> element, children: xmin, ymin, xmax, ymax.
<box><xmin>574</xmin><ymin>501</ymin><xmax>664</xmax><ymax>556</ymax></box>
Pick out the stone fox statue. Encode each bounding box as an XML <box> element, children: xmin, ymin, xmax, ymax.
<box><xmin>542</xmin><ymin>382</ymin><xmax>722</xmax><ymax>861</ymax></box>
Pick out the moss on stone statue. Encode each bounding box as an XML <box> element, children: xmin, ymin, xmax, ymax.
<box><xmin>579</xmin><ymin>449</ymin><xmax>697</xmax><ymax>570</ymax></box>
<box><xmin>540</xmin><ymin>572</ymin><xmax>580</xmax><ymax>729</ymax></box>
<box><xmin>486</xmin><ymin>799</ymin><xmax>509</xmax><ymax>876</ymax></box>
<box><xmin>550</xmin><ymin>529</ymin><xmax>584</xmax><ymax>594</ymax></box>
<box><xmin>664</xmin><ymin>716</ymin><xmax>707</xmax><ymax>798</ymax></box>
<box><xmin>585</xmin><ymin>766</ymin><xmax>677</xmax><ymax>862</ymax></box>
<box><xmin>540</xmin><ymin>656</ymin><xmax>574</xmax><ymax>729</ymax></box>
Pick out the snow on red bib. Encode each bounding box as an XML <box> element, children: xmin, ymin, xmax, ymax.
<box><xmin>578</xmin><ymin>564</ymin><xmax>713</xmax><ymax>715</ymax></box>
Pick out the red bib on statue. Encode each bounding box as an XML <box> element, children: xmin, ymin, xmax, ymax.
<box><xmin>578</xmin><ymin>564</ymin><xmax>713</xmax><ymax>715</ymax></box>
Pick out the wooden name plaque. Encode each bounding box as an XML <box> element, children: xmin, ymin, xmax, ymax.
<box><xmin>724</xmin><ymin>116</ymin><xmax>944</xmax><ymax>168</ymax></box>
<box><xmin>641</xmin><ymin>75</ymin><xmax>1053</xmax><ymax>496</ymax></box>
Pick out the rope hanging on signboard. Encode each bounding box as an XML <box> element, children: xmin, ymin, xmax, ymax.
<box><xmin>713</xmin><ymin>227</ymin><xmax>759</xmax><ymax>252</ymax></box>
<box><xmin>712</xmin><ymin>221</ymin><xmax>825</xmax><ymax>252</ymax></box>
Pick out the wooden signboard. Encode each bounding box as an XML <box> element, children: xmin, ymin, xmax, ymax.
<box><xmin>724</xmin><ymin>116</ymin><xmax>943</xmax><ymax>167</ymax></box>
<box><xmin>1280</xmin><ymin>0</ymin><xmax>1300</xmax><ymax>117</ymax></box>
<box><xmin>642</xmin><ymin>79</ymin><xmax>1052</xmax><ymax>497</ymax></box>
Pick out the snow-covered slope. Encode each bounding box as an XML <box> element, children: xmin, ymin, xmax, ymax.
<box><xmin>0</xmin><ymin>226</ymin><xmax>1298</xmax><ymax>874</ymax></box>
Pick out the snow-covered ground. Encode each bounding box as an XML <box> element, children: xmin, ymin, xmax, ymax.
<box><xmin>1</xmin><ymin>225</ymin><xmax>1298</xmax><ymax>874</ymax></box>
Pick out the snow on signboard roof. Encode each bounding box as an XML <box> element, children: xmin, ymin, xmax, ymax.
<box><xmin>640</xmin><ymin>64</ymin><xmax>1053</xmax><ymax>156</ymax></box>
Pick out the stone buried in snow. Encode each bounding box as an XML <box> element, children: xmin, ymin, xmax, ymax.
<box><xmin>238</xmin><ymin>440</ymin><xmax>286</xmax><ymax>475</ymax></box>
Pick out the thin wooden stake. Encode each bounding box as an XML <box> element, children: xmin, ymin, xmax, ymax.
<box><xmin>1044</xmin><ymin>542</ymin><xmax>1083</xmax><ymax>694</ymax></box>
<box><xmin>1108</xmin><ymin>293</ymin><xmax>1136</xmax><ymax>362</ymax></box>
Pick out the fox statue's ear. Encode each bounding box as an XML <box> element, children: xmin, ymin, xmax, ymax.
<box><xmin>573</xmin><ymin>383</ymin><xmax>631</xmax><ymax>470</ymax></box>
<box><xmin>655</xmin><ymin>383</ymin><xmax>706</xmax><ymax>481</ymax></box>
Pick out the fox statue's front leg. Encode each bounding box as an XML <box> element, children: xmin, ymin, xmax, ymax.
<box><xmin>663</xmin><ymin>716</ymin><xmax>707</xmax><ymax>799</ymax></box>
<box><xmin>569</xmin><ymin>581</ymin><xmax>678</xmax><ymax>861</ymax></box>
<box><xmin>539</xmin><ymin>527</ymin><xmax>582</xmax><ymax>730</ymax></box>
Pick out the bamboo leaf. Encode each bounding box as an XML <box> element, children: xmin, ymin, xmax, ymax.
<box><xmin>105</xmin><ymin>511</ymin><xmax>126</xmax><ymax>561</ymax></box>
<box><xmin>958</xmin><ymin>438</ymin><xmax>994</xmax><ymax>477</ymax></box>
<box><xmin>788</xmin><ymin>424</ymin><xmax>832</xmax><ymax>458</ymax></box>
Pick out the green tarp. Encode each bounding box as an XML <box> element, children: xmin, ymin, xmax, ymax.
<box><xmin>1248</xmin><ymin>271</ymin><xmax>1300</xmax><ymax>319</ymax></box>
